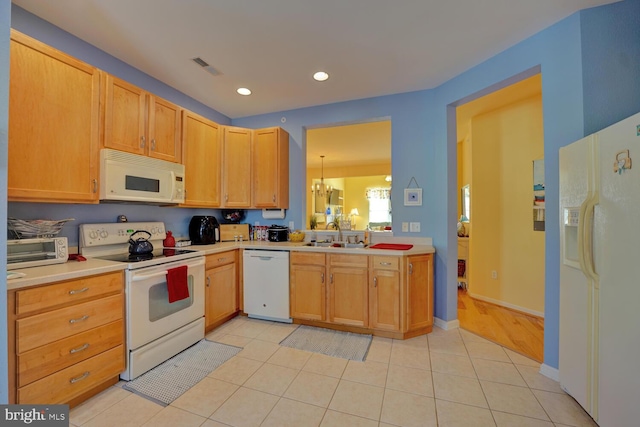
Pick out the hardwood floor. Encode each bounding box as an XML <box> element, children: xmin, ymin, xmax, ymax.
<box><xmin>457</xmin><ymin>288</ymin><xmax>544</xmax><ymax>362</ymax></box>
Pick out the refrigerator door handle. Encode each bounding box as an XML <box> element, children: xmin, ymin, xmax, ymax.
<box><xmin>582</xmin><ymin>197</ymin><xmax>600</xmax><ymax>285</ymax></box>
<box><xmin>577</xmin><ymin>199</ymin><xmax>589</xmax><ymax>279</ymax></box>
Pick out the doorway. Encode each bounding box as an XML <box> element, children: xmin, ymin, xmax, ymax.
<box><xmin>455</xmin><ymin>74</ymin><xmax>545</xmax><ymax>361</ymax></box>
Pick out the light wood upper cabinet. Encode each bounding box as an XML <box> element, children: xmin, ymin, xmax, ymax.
<box><xmin>104</xmin><ymin>74</ymin><xmax>182</xmax><ymax>163</ymax></box>
<box><xmin>181</xmin><ymin>110</ymin><xmax>222</xmax><ymax>207</ymax></box>
<box><xmin>8</xmin><ymin>30</ymin><xmax>100</xmax><ymax>203</ymax></box>
<box><xmin>253</xmin><ymin>127</ymin><xmax>289</xmax><ymax>208</ymax></box>
<box><xmin>222</xmin><ymin>127</ymin><xmax>253</xmax><ymax>207</ymax></box>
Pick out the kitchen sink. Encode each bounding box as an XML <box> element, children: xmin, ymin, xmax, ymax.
<box><xmin>305</xmin><ymin>241</ymin><xmax>367</xmax><ymax>249</ymax></box>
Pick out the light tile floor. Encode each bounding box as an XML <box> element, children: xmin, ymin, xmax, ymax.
<box><xmin>69</xmin><ymin>317</ymin><xmax>598</xmax><ymax>427</ymax></box>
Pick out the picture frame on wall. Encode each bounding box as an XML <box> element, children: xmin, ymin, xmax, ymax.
<box><xmin>404</xmin><ymin>188</ymin><xmax>422</xmax><ymax>206</ymax></box>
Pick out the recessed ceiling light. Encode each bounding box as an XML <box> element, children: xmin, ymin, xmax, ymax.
<box><xmin>237</xmin><ymin>87</ymin><xmax>252</xmax><ymax>96</ymax></box>
<box><xmin>313</xmin><ymin>71</ymin><xmax>329</xmax><ymax>82</ymax></box>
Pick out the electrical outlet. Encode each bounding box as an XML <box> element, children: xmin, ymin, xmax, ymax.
<box><xmin>410</xmin><ymin>222</ymin><xmax>420</xmax><ymax>232</ymax></box>
<box><xmin>402</xmin><ymin>222</ymin><xmax>409</xmax><ymax>232</ymax></box>
<box><xmin>254</xmin><ymin>221</ymin><xmax>260</xmax><ymax>226</ymax></box>
<box><xmin>491</xmin><ymin>270</ymin><xmax>498</xmax><ymax>279</ymax></box>
<box><xmin>289</xmin><ymin>221</ymin><xmax>295</xmax><ymax>230</ymax></box>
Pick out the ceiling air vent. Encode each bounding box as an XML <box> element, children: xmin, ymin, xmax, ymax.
<box><xmin>191</xmin><ymin>57</ymin><xmax>222</xmax><ymax>76</ymax></box>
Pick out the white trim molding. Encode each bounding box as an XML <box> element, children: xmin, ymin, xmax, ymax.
<box><xmin>433</xmin><ymin>317</ymin><xmax>460</xmax><ymax>331</ymax></box>
<box><xmin>468</xmin><ymin>292</ymin><xmax>544</xmax><ymax>318</ymax></box>
<box><xmin>540</xmin><ymin>364</ymin><xmax>559</xmax><ymax>381</ymax></box>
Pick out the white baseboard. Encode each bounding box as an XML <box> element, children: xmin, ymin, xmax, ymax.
<box><xmin>468</xmin><ymin>292</ymin><xmax>544</xmax><ymax>318</ymax></box>
<box><xmin>433</xmin><ymin>317</ymin><xmax>460</xmax><ymax>330</ymax></box>
<box><xmin>540</xmin><ymin>364</ymin><xmax>559</xmax><ymax>381</ymax></box>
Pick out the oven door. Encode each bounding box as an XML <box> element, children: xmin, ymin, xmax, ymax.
<box><xmin>126</xmin><ymin>256</ymin><xmax>205</xmax><ymax>351</ymax></box>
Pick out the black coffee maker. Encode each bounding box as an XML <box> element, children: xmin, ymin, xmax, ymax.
<box><xmin>188</xmin><ymin>216</ymin><xmax>220</xmax><ymax>244</ymax></box>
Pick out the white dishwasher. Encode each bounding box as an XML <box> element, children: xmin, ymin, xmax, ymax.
<box><xmin>243</xmin><ymin>249</ymin><xmax>291</xmax><ymax>323</ymax></box>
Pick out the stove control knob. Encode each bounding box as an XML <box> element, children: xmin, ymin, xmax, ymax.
<box><xmin>100</xmin><ymin>230</ymin><xmax>108</xmax><ymax>239</ymax></box>
<box><xmin>89</xmin><ymin>230</ymin><xmax>98</xmax><ymax>239</ymax></box>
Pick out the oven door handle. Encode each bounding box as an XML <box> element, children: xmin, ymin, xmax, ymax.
<box><xmin>130</xmin><ymin>259</ymin><xmax>204</xmax><ymax>282</ymax></box>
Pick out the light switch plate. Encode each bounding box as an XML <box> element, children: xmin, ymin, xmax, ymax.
<box><xmin>410</xmin><ymin>222</ymin><xmax>420</xmax><ymax>232</ymax></box>
<box><xmin>289</xmin><ymin>221</ymin><xmax>295</xmax><ymax>230</ymax></box>
<box><xmin>402</xmin><ymin>222</ymin><xmax>409</xmax><ymax>232</ymax></box>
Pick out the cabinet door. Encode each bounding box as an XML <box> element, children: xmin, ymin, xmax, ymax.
<box><xmin>181</xmin><ymin>110</ymin><xmax>221</xmax><ymax>207</ymax></box>
<box><xmin>406</xmin><ymin>254</ymin><xmax>433</xmax><ymax>331</ymax></box>
<box><xmin>290</xmin><ymin>264</ymin><xmax>326</xmax><ymax>321</ymax></box>
<box><xmin>8</xmin><ymin>30</ymin><xmax>100</xmax><ymax>203</ymax></box>
<box><xmin>370</xmin><ymin>269</ymin><xmax>401</xmax><ymax>331</ymax></box>
<box><xmin>222</xmin><ymin>127</ymin><xmax>252</xmax><ymax>207</ymax></box>
<box><xmin>253</xmin><ymin>127</ymin><xmax>289</xmax><ymax>208</ymax></box>
<box><xmin>148</xmin><ymin>95</ymin><xmax>181</xmax><ymax>163</ymax></box>
<box><xmin>328</xmin><ymin>266</ymin><xmax>368</xmax><ymax>327</ymax></box>
<box><xmin>205</xmin><ymin>263</ymin><xmax>237</xmax><ymax>330</ymax></box>
<box><xmin>103</xmin><ymin>74</ymin><xmax>146</xmax><ymax>156</ymax></box>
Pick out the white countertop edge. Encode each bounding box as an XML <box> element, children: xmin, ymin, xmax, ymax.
<box><xmin>7</xmin><ymin>241</ymin><xmax>435</xmax><ymax>290</ymax></box>
<box><xmin>7</xmin><ymin>259</ymin><xmax>127</xmax><ymax>291</ymax></box>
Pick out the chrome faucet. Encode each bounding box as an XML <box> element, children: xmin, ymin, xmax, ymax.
<box><xmin>325</xmin><ymin>220</ymin><xmax>342</xmax><ymax>242</ymax></box>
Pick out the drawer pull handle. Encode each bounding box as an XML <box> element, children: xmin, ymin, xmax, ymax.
<box><xmin>70</xmin><ymin>371</ymin><xmax>90</xmax><ymax>384</ymax></box>
<box><xmin>218</xmin><ymin>258</ymin><xmax>226</xmax><ymax>262</ymax></box>
<box><xmin>321</xmin><ymin>273</ymin><xmax>325</xmax><ymax>284</ymax></box>
<box><xmin>70</xmin><ymin>343</ymin><xmax>90</xmax><ymax>354</ymax></box>
<box><xmin>69</xmin><ymin>315</ymin><xmax>89</xmax><ymax>324</ymax></box>
<box><xmin>206</xmin><ymin>276</ymin><xmax>211</xmax><ymax>287</ymax></box>
<box><xmin>374</xmin><ymin>276</ymin><xmax>378</xmax><ymax>287</ymax></box>
<box><xmin>409</xmin><ymin>263</ymin><xmax>413</xmax><ymax>275</ymax></box>
<box><xmin>380</xmin><ymin>262</ymin><xmax>392</xmax><ymax>266</ymax></box>
<box><xmin>69</xmin><ymin>287</ymin><xmax>89</xmax><ymax>295</ymax></box>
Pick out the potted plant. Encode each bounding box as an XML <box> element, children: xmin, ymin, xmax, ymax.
<box><xmin>309</xmin><ymin>215</ymin><xmax>318</xmax><ymax>230</ymax></box>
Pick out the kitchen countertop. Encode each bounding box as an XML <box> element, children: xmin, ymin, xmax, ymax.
<box><xmin>7</xmin><ymin>240</ymin><xmax>435</xmax><ymax>291</ymax></box>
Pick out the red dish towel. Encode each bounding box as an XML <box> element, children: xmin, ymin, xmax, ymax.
<box><xmin>369</xmin><ymin>243</ymin><xmax>414</xmax><ymax>250</ymax></box>
<box><xmin>166</xmin><ymin>265</ymin><xmax>189</xmax><ymax>303</ymax></box>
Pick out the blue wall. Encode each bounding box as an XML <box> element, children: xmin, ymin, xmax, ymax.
<box><xmin>4</xmin><ymin>1</ymin><xmax>640</xmax><ymax>374</ymax></box>
<box><xmin>0</xmin><ymin>0</ymin><xmax>10</xmax><ymax>405</ymax></box>
<box><xmin>581</xmin><ymin>0</ymin><xmax>640</xmax><ymax>135</ymax></box>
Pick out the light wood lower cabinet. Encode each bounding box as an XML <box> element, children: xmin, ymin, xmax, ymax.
<box><xmin>8</xmin><ymin>272</ymin><xmax>125</xmax><ymax>406</ymax></box>
<box><xmin>369</xmin><ymin>256</ymin><xmax>401</xmax><ymax>332</ymax></box>
<box><xmin>328</xmin><ymin>254</ymin><xmax>369</xmax><ymax>328</ymax></box>
<box><xmin>205</xmin><ymin>251</ymin><xmax>239</xmax><ymax>332</ymax></box>
<box><xmin>289</xmin><ymin>252</ymin><xmax>433</xmax><ymax>339</ymax></box>
<box><xmin>290</xmin><ymin>252</ymin><xmax>326</xmax><ymax>321</ymax></box>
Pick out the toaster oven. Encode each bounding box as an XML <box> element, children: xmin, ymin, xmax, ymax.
<box><xmin>7</xmin><ymin>237</ymin><xmax>69</xmax><ymax>269</ymax></box>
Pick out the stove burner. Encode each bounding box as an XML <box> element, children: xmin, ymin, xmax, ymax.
<box><xmin>95</xmin><ymin>249</ymin><xmax>199</xmax><ymax>264</ymax></box>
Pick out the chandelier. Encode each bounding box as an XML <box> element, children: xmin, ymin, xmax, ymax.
<box><xmin>312</xmin><ymin>155</ymin><xmax>332</xmax><ymax>197</ymax></box>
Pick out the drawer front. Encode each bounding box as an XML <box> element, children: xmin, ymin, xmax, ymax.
<box><xmin>18</xmin><ymin>345</ymin><xmax>124</xmax><ymax>404</ymax></box>
<box><xmin>370</xmin><ymin>256</ymin><xmax>399</xmax><ymax>271</ymax></box>
<box><xmin>206</xmin><ymin>250</ymin><xmax>237</xmax><ymax>269</ymax></box>
<box><xmin>16</xmin><ymin>272</ymin><xmax>123</xmax><ymax>316</ymax></box>
<box><xmin>291</xmin><ymin>251</ymin><xmax>325</xmax><ymax>266</ymax></box>
<box><xmin>17</xmin><ymin>294</ymin><xmax>123</xmax><ymax>353</ymax></box>
<box><xmin>328</xmin><ymin>253</ymin><xmax>368</xmax><ymax>268</ymax></box>
<box><xmin>18</xmin><ymin>320</ymin><xmax>123</xmax><ymax>387</ymax></box>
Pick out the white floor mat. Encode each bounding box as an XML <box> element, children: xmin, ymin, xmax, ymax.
<box><xmin>279</xmin><ymin>325</ymin><xmax>372</xmax><ymax>361</ymax></box>
<box><xmin>123</xmin><ymin>339</ymin><xmax>241</xmax><ymax>405</ymax></box>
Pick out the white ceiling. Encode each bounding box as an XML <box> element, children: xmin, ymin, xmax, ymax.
<box><xmin>13</xmin><ymin>0</ymin><xmax>617</xmax><ymax>119</ymax></box>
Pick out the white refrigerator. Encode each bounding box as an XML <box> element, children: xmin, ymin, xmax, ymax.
<box><xmin>559</xmin><ymin>111</ymin><xmax>640</xmax><ymax>426</ymax></box>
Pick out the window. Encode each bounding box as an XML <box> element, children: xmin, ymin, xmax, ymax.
<box><xmin>366</xmin><ymin>187</ymin><xmax>392</xmax><ymax>224</ymax></box>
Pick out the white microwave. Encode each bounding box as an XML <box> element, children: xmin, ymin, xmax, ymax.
<box><xmin>100</xmin><ymin>149</ymin><xmax>185</xmax><ymax>204</ymax></box>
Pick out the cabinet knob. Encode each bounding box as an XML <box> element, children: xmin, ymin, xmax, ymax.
<box><xmin>140</xmin><ymin>135</ymin><xmax>146</xmax><ymax>148</ymax></box>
